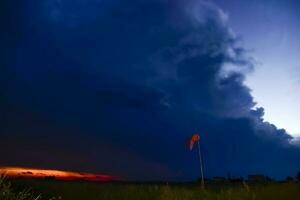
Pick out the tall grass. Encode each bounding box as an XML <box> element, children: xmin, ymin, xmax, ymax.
<box><xmin>8</xmin><ymin>179</ymin><xmax>300</xmax><ymax>200</ymax></box>
<box><xmin>0</xmin><ymin>176</ymin><xmax>41</xmax><ymax>200</ymax></box>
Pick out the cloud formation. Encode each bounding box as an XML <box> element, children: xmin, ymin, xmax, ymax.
<box><xmin>1</xmin><ymin>0</ymin><xmax>300</xmax><ymax>180</ymax></box>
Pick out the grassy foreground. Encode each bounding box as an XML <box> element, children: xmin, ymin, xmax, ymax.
<box><xmin>0</xmin><ymin>178</ymin><xmax>41</xmax><ymax>200</ymax></box>
<box><xmin>4</xmin><ymin>179</ymin><xmax>300</xmax><ymax>200</ymax></box>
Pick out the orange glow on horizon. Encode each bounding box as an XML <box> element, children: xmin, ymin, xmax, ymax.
<box><xmin>0</xmin><ymin>167</ymin><xmax>119</xmax><ymax>181</ymax></box>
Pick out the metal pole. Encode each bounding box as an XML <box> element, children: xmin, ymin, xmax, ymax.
<box><xmin>197</xmin><ymin>140</ymin><xmax>205</xmax><ymax>189</ymax></box>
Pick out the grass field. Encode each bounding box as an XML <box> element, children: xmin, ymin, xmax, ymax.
<box><xmin>3</xmin><ymin>179</ymin><xmax>300</xmax><ymax>200</ymax></box>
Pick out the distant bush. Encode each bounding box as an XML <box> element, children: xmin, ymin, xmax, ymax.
<box><xmin>297</xmin><ymin>172</ymin><xmax>300</xmax><ymax>182</ymax></box>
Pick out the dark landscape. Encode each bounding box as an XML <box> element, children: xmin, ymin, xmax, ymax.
<box><xmin>2</xmin><ymin>176</ymin><xmax>300</xmax><ymax>200</ymax></box>
<box><xmin>3</xmin><ymin>167</ymin><xmax>300</xmax><ymax>199</ymax></box>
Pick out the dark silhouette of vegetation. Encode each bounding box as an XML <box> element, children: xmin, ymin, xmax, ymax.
<box><xmin>297</xmin><ymin>172</ymin><xmax>300</xmax><ymax>182</ymax></box>
<box><xmin>286</xmin><ymin>176</ymin><xmax>294</xmax><ymax>182</ymax></box>
<box><xmin>8</xmin><ymin>179</ymin><xmax>300</xmax><ymax>200</ymax></box>
<box><xmin>0</xmin><ymin>176</ymin><xmax>41</xmax><ymax>200</ymax></box>
<box><xmin>2</xmin><ymin>171</ymin><xmax>300</xmax><ymax>200</ymax></box>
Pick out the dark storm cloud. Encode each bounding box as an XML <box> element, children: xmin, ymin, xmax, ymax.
<box><xmin>1</xmin><ymin>0</ymin><xmax>300</xmax><ymax>180</ymax></box>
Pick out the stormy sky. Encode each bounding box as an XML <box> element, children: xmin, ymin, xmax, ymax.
<box><xmin>1</xmin><ymin>0</ymin><xmax>300</xmax><ymax>181</ymax></box>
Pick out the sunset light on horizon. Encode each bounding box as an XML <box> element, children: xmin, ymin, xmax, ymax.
<box><xmin>0</xmin><ymin>167</ymin><xmax>119</xmax><ymax>182</ymax></box>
